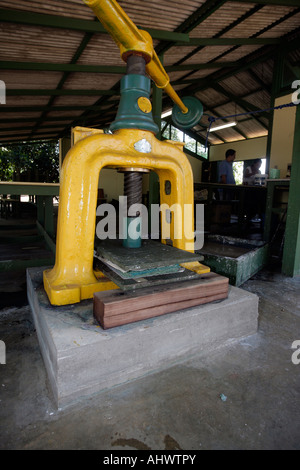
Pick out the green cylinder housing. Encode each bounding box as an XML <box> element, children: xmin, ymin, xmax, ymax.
<box><xmin>110</xmin><ymin>74</ymin><xmax>159</xmax><ymax>134</ymax></box>
<box><xmin>123</xmin><ymin>216</ymin><xmax>142</xmax><ymax>249</ymax></box>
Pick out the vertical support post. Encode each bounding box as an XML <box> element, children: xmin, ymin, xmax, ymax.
<box><xmin>265</xmin><ymin>47</ymin><xmax>285</xmax><ymax>175</ymax></box>
<box><xmin>282</xmin><ymin>104</ymin><xmax>300</xmax><ymax>277</ymax></box>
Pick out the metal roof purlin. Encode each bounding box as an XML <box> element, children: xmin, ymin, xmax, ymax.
<box><xmin>230</xmin><ymin>0</ymin><xmax>300</xmax><ymax>6</ymax></box>
<box><xmin>0</xmin><ymin>8</ymin><xmax>190</xmax><ymax>43</ymax></box>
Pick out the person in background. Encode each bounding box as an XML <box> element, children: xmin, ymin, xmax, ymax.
<box><xmin>219</xmin><ymin>149</ymin><xmax>236</xmax><ymax>185</ymax></box>
<box><xmin>218</xmin><ymin>149</ymin><xmax>236</xmax><ymax>202</ymax></box>
<box><xmin>243</xmin><ymin>158</ymin><xmax>262</xmax><ymax>185</ymax></box>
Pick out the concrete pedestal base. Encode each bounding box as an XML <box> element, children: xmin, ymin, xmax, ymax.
<box><xmin>27</xmin><ymin>267</ymin><xmax>258</xmax><ymax>408</ymax></box>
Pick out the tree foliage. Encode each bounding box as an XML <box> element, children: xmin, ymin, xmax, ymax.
<box><xmin>161</xmin><ymin>120</ymin><xmax>208</xmax><ymax>159</ymax></box>
<box><xmin>232</xmin><ymin>161</ymin><xmax>244</xmax><ymax>185</ymax></box>
<box><xmin>0</xmin><ymin>140</ymin><xmax>59</xmax><ymax>183</ymax></box>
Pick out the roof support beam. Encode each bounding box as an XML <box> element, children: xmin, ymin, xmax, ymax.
<box><xmin>0</xmin><ymin>105</ymin><xmax>118</xmax><ymax>113</ymax></box>
<box><xmin>0</xmin><ymin>116</ymin><xmax>88</xmax><ymax>124</ymax></box>
<box><xmin>0</xmin><ymin>123</ymin><xmax>67</xmax><ymax>132</ymax></box>
<box><xmin>166</xmin><ymin>62</ymin><xmax>237</xmax><ymax>72</ymax></box>
<box><xmin>0</xmin><ymin>61</ymin><xmax>126</xmax><ymax>74</ymax></box>
<box><xmin>230</xmin><ymin>0</ymin><xmax>300</xmax><ymax>6</ymax></box>
<box><xmin>175</xmin><ymin>38</ymin><xmax>280</xmax><ymax>46</ymax></box>
<box><xmin>0</xmin><ymin>137</ymin><xmax>58</xmax><ymax>146</ymax></box>
<box><xmin>6</xmin><ymin>89</ymin><xmax>116</xmax><ymax>97</ymax></box>
<box><xmin>0</xmin><ymin>130</ymin><xmax>61</xmax><ymax>140</ymax></box>
<box><xmin>0</xmin><ymin>9</ymin><xmax>189</xmax><ymax>43</ymax></box>
<box><xmin>0</xmin><ymin>61</ymin><xmax>236</xmax><ymax>73</ymax></box>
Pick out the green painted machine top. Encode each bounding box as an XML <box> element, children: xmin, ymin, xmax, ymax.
<box><xmin>109</xmin><ymin>74</ymin><xmax>159</xmax><ymax>134</ymax></box>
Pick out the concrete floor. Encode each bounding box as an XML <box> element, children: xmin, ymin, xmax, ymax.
<box><xmin>0</xmin><ymin>264</ymin><xmax>299</xmax><ymax>450</ymax></box>
<box><xmin>0</xmin><ymin>220</ymin><xmax>300</xmax><ymax>450</ymax></box>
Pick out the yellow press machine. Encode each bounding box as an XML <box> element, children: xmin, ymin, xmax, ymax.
<box><xmin>43</xmin><ymin>0</ymin><xmax>210</xmax><ymax>307</ymax></box>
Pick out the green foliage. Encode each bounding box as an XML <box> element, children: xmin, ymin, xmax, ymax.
<box><xmin>0</xmin><ymin>140</ymin><xmax>59</xmax><ymax>182</ymax></box>
<box><xmin>161</xmin><ymin>120</ymin><xmax>208</xmax><ymax>159</ymax></box>
<box><xmin>0</xmin><ymin>147</ymin><xmax>14</xmax><ymax>181</ymax></box>
<box><xmin>232</xmin><ymin>161</ymin><xmax>244</xmax><ymax>185</ymax></box>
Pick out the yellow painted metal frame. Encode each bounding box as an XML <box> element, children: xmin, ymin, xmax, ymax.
<box><xmin>43</xmin><ymin>127</ymin><xmax>209</xmax><ymax>305</ymax></box>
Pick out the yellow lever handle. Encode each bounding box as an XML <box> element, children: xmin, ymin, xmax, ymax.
<box><xmin>83</xmin><ymin>0</ymin><xmax>188</xmax><ymax>114</ymax></box>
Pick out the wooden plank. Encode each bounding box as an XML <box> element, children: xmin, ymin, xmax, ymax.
<box><xmin>95</xmin><ymin>272</ymin><xmax>228</xmax><ymax>316</ymax></box>
<box><xmin>102</xmin><ymin>281</ymin><xmax>228</xmax><ymax>317</ymax></box>
<box><xmin>93</xmin><ymin>272</ymin><xmax>229</xmax><ymax>329</ymax></box>
<box><xmin>95</xmin><ymin>289</ymin><xmax>228</xmax><ymax>329</ymax></box>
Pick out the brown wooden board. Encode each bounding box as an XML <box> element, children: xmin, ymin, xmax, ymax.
<box><xmin>93</xmin><ymin>272</ymin><xmax>229</xmax><ymax>329</ymax></box>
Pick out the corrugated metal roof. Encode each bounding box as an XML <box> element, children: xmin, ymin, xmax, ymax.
<box><xmin>189</xmin><ymin>2</ymin><xmax>256</xmax><ymax>38</ymax></box>
<box><xmin>0</xmin><ymin>0</ymin><xmax>96</xmax><ymax>20</ymax></box>
<box><xmin>0</xmin><ymin>0</ymin><xmax>299</xmax><ymax>147</ymax></box>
